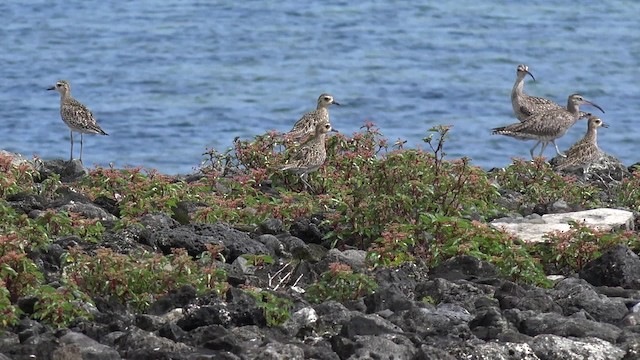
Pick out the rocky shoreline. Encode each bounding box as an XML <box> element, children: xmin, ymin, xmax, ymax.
<box><xmin>2</xmin><ymin>152</ymin><xmax>640</xmax><ymax>359</ymax></box>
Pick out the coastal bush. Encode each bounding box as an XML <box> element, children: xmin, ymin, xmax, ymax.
<box><xmin>493</xmin><ymin>157</ymin><xmax>601</xmax><ymax>207</ymax></box>
<box><xmin>616</xmin><ymin>170</ymin><xmax>640</xmax><ymax>211</ymax></box>
<box><xmin>531</xmin><ymin>221</ymin><xmax>640</xmax><ymax>274</ymax></box>
<box><xmin>247</xmin><ymin>289</ymin><xmax>293</xmax><ymax>327</ymax></box>
<box><xmin>75</xmin><ymin>166</ymin><xmax>187</xmax><ymax>221</ymax></box>
<box><xmin>305</xmin><ymin>263</ymin><xmax>378</xmax><ymax>303</ymax></box>
<box><xmin>0</xmin><ymin>280</ymin><xmax>20</xmax><ymax>330</ymax></box>
<box><xmin>32</xmin><ymin>285</ymin><xmax>93</xmax><ymax>328</ymax></box>
<box><xmin>64</xmin><ymin>245</ymin><xmax>228</xmax><ymax>311</ymax></box>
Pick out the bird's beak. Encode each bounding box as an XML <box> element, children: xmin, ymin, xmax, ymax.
<box><xmin>47</xmin><ymin>86</ymin><xmax>55</xmax><ymax>91</ymax></box>
<box><xmin>526</xmin><ymin>70</ymin><xmax>536</xmax><ymax>82</ymax></box>
<box><xmin>333</xmin><ymin>101</ymin><xmax>341</xmax><ymax>106</ymax></box>
<box><xmin>331</xmin><ymin>128</ymin><xmax>339</xmax><ymax>133</ymax></box>
<box><xmin>601</xmin><ymin>122</ymin><xmax>609</xmax><ymax>128</ymax></box>
<box><xmin>586</xmin><ymin>101</ymin><xmax>605</xmax><ymax>114</ymax></box>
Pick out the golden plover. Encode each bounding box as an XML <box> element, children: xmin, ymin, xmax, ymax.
<box><xmin>284</xmin><ymin>93</ymin><xmax>339</xmax><ymax>141</ymax></box>
<box><xmin>281</xmin><ymin>121</ymin><xmax>333</xmax><ymax>190</ymax></box>
<box><xmin>555</xmin><ymin>115</ymin><xmax>607</xmax><ymax>172</ymax></box>
<box><xmin>48</xmin><ymin>80</ymin><xmax>108</xmax><ymax>162</ymax></box>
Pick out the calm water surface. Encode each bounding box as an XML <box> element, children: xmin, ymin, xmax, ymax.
<box><xmin>0</xmin><ymin>1</ymin><xmax>638</xmax><ymax>174</ymax></box>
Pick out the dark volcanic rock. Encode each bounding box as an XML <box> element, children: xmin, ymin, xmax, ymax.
<box><xmin>580</xmin><ymin>245</ymin><xmax>640</xmax><ymax>289</ymax></box>
<box><xmin>552</xmin><ymin>277</ymin><xmax>628</xmax><ymax>324</ymax></box>
<box><xmin>151</xmin><ymin>222</ymin><xmax>270</xmax><ymax>261</ymax></box>
<box><xmin>36</xmin><ymin>159</ymin><xmax>88</xmax><ymax>183</ymax></box>
<box><xmin>430</xmin><ymin>255</ymin><xmax>499</xmax><ymax>281</ymax></box>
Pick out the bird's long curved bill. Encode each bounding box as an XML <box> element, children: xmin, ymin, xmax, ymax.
<box><xmin>526</xmin><ymin>71</ymin><xmax>536</xmax><ymax>82</ymax></box>
<box><xmin>586</xmin><ymin>101</ymin><xmax>605</xmax><ymax>114</ymax></box>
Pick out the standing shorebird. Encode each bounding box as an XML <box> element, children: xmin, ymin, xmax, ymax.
<box><xmin>281</xmin><ymin>121</ymin><xmax>333</xmax><ymax>191</ymax></box>
<box><xmin>283</xmin><ymin>93</ymin><xmax>339</xmax><ymax>141</ymax></box>
<box><xmin>492</xmin><ymin>94</ymin><xmax>604</xmax><ymax>158</ymax></box>
<box><xmin>48</xmin><ymin>80</ymin><xmax>108</xmax><ymax>162</ymax></box>
<box><xmin>555</xmin><ymin>115</ymin><xmax>608</xmax><ymax>172</ymax></box>
<box><xmin>511</xmin><ymin>64</ymin><xmax>598</xmax><ymax>121</ymax></box>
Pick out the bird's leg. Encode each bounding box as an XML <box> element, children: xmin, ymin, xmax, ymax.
<box><xmin>551</xmin><ymin>140</ymin><xmax>566</xmax><ymax>157</ymax></box>
<box><xmin>300</xmin><ymin>173</ymin><xmax>314</xmax><ymax>193</ymax></box>
<box><xmin>80</xmin><ymin>133</ymin><xmax>84</xmax><ymax>163</ymax></box>
<box><xmin>69</xmin><ymin>131</ymin><xmax>74</xmax><ymax>162</ymax></box>
<box><xmin>539</xmin><ymin>141</ymin><xmax>549</xmax><ymax>157</ymax></box>
<box><xmin>529</xmin><ymin>140</ymin><xmax>541</xmax><ymax>159</ymax></box>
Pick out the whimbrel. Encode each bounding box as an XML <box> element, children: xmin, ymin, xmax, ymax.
<box><xmin>281</xmin><ymin>121</ymin><xmax>333</xmax><ymax>190</ymax></box>
<box><xmin>284</xmin><ymin>93</ymin><xmax>339</xmax><ymax>141</ymax></box>
<box><xmin>511</xmin><ymin>64</ymin><xmax>597</xmax><ymax>121</ymax></box>
<box><xmin>555</xmin><ymin>115</ymin><xmax>607</xmax><ymax>172</ymax></box>
<box><xmin>48</xmin><ymin>80</ymin><xmax>108</xmax><ymax>162</ymax></box>
<box><xmin>493</xmin><ymin>94</ymin><xmax>604</xmax><ymax>158</ymax></box>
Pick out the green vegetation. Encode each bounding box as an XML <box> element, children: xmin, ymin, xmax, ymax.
<box><xmin>0</xmin><ymin>122</ymin><xmax>638</xmax><ymax>329</ymax></box>
<box><xmin>305</xmin><ymin>263</ymin><xmax>378</xmax><ymax>303</ymax></box>
<box><xmin>247</xmin><ymin>289</ymin><xmax>294</xmax><ymax>327</ymax></box>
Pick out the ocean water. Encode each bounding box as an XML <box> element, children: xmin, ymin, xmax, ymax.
<box><xmin>0</xmin><ymin>1</ymin><xmax>638</xmax><ymax>174</ymax></box>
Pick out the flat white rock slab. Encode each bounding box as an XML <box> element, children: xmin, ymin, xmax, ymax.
<box><xmin>490</xmin><ymin>208</ymin><xmax>635</xmax><ymax>243</ymax></box>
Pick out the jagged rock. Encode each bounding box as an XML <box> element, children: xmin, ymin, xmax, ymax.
<box><xmin>0</xmin><ymin>150</ymin><xmax>32</xmax><ymax>167</ymax></box>
<box><xmin>551</xmin><ymin>152</ymin><xmax>630</xmax><ymax>184</ymax></box>
<box><xmin>455</xmin><ymin>342</ymin><xmax>539</xmax><ymax>360</ymax></box>
<box><xmin>415</xmin><ymin>278</ymin><xmax>494</xmax><ymax>312</ymax></box>
<box><xmin>277</xmin><ymin>234</ymin><xmax>313</xmax><ymax>260</ymax></box>
<box><xmin>58</xmin><ymin>331</ymin><xmax>122</xmax><ymax>359</ymax></box>
<box><xmin>552</xmin><ymin>277</ymin><xmax>628</xmax><ymax>324</ymax></box>
<box><xmin>491</xmin><ymin>208</ymin><xmax>634</xmax><ymax>243</ymax></box>
<box><xmin>282</xmin><ymin>307</ymin><xmax>318</xmax><ymax>337</ymax></box>
<box><xmin>334</xmin><ymin>334</ymin><xmax>416</xmax><ymax>359</ymax></box>
<box><xmin>258</xmin><ymin>218</ymin><xmax>284</xmax><ymax>235</ymax></box>
<box><xmin>256</xmin><ymin>234</ymin><xmax>284</xmax><ymax>256</ymax></box>
<box><xmin>314</xmin><ymin>301</ymin><xmax>355</xmax><ymax>335</ymax></box>
<box><xmin>530</xmin><ymin>334</ymin><xmax>625</xmax><ymax>360</ymax></box>
<box><xmin>580</xmin><ymin>245</ymin><xmax>640</xmax><ymax>289</ymax></box>
<box><xmin>505</xmin><ymin>309</ymin><xmax>622</xmax><ymax>343</ymax></box>
<box><xmin>4</xmin><ymin>192</ymin><xmax>46</xmax><ymax>214</ymax></box>
<box><xmin>322</xmin><ymin>248</ymin><xmax>367</xmax><ymax>271</ymax></box>
<box><xmin>495</xmin><ymin>281</ymin><xmax>561</xmax><ymax>313</ymax></box>
<box><xmin>340</xmin><ymin>314</ymin><xmax>403</xmax><ymax>337</ymax></box>
<box><xmin>430</xmin><ymin>255</ymin><xmax>499</xmax><ymax>281</ymax></box>
<box><xmin>115</xmin><ymin>327</ymin><xmax>194</xmax><ymax>358</ymax></box>
<box><xmin>390</xmin><ymin>303</ymin><xmax>473</xmax><ymax>338</ymax></box>
<box><xmin>60</xmin><ymin>202</ymin><xmax>117</xmax><ymax>221</ymax></box>
<box><xmin>251</xmin><ymin>342</ymin><xmax>305</xmax><ymax>360</ymax></box>
<box><xmin>35</xmin><ymin>159</ymin><xmax>88</xmax><ymax>183</ymax></box>
<box><xmin>288</xmin><ymin>214</ymin><xmax>328</xmax><ymax>244</ymax></box>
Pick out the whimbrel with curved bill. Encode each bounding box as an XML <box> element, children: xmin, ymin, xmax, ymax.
<box><xmin>493</xmin><ymin>94</ymin><xmax>604</xmax><ymax>158</ymax></box>
<box><xmin>511</xmin><ymin>64</ymin><xmax>598</xmax><ymax>121</ymax></box>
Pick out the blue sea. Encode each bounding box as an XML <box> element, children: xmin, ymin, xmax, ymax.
<box><xmin>1</xmin><ymin>1</ymin><xmax>638</xmax><ymax>174</ymax></box>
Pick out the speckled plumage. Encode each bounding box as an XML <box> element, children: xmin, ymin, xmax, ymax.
<box><xmin>48</xmin><ymin>80</ymin><xmax>108</xmax><ymax>162</ymax></box>
<box><xmin>493</xmin><ymin>94</ymin><xmax>605</xmax><ymax>158</ymax></box>
<box><xmin>284</xmin><ymin>93</ymin><xmax>339</xmax><ymax>141</ymax></box>
<box><xmin>511</xmin><ymin>64</ymin><xmax>596</xmax><ymax>121</ymax></box>
<box><xmin>555</xmin><ymin>115</ymin><xmax>607</xmax><ymax>171</ymax></box>
<box><xmin>281</xmin><ymin>121</ymin><xmax>333</xmax><ymax>190</ymax></box>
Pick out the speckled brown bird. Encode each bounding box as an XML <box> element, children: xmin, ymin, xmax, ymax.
<box><xmin>555</xmin><ymin>115</ymin><xmax>608</xmax><ymax>172</ymax></box>
<box><xmin>284</xmin><ymin>93</ymin><xmax>339</xmax><ymax>141</ymax></box>
<box><xmin>281</xmin><ymin>121</ymin><xmax>333</xmax><ymax>190</ymax></box>
<box><xmin>511</xmin><ymin>64</ymin><xmax>596</xmax><ymax>122</ymax></box>
<box><xmin>493</xmin><ymin>93</ymin><xmax>604</xmax><ymax>158</ymax></box>
<box><xmin>48</xmin><ymin>80</ymin><xmax>108</xmax><ymax>162</ymax></box>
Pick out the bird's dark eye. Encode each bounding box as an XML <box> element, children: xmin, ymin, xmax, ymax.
<box><xmin>324</xmin><ymin>97</ymin><xmax>331</xmax><ymax>101</ymax></box>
